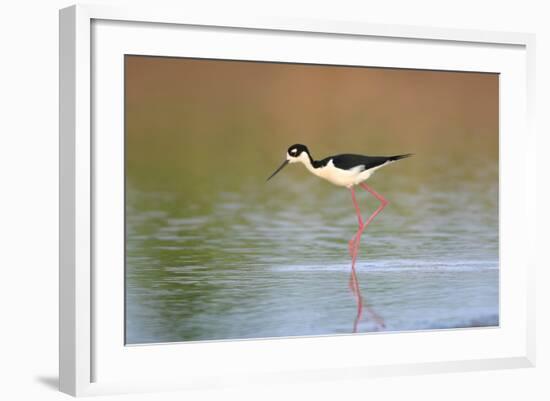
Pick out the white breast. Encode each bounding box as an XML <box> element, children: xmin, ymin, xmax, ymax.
<box><xmin>314</xmin><ymin>159</ymin><xmax>365</xmax><ymax>187</ymax></box>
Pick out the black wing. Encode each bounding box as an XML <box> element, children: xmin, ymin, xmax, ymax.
<box><xmin>316</xmin><ymin>153</ymin><xmax>412</xmax><ymax>171</ymax></box>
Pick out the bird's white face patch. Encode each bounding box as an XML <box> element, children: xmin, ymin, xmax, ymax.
<box><xmin>287</xmin><ymin>149</ymin><xmax>308</xmax><ymax>164</ymax></box>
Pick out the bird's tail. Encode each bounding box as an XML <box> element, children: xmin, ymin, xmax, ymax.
<box><xmin>388</xmin><ymin>153</ymin><xmax>413</xmax><ymax>162</ymax></box>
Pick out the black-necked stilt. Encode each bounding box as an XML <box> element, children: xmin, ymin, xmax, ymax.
<box><xmin>267</xmin><ymin>144</ymin><xmax>412</xmax><ymax>332</ymax></box>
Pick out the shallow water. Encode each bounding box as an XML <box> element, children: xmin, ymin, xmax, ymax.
<box><xmin>125</xmin><ymin>160</ymin><xmax>498</xmax><ymax>343</ymax></box>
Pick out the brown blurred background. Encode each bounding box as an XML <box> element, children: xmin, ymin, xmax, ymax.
<box><xmin>125</xmin><ymin>56</ymin><xmax>498</xmax><ymax>192</ymax></box>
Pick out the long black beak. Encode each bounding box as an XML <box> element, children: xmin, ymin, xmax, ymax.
<box><xmin>266</xmin><ymin>159</ymin><xmax>289</xmax><ymax>181</ymax></box>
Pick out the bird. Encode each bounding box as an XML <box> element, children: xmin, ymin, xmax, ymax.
<box><xmin>267</xmin><ymin>144</ymin><xmax>412</xmax><ymax>332</ymax></box>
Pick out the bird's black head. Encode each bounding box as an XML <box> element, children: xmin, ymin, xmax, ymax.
<box><xmin>287</xmin><ymin>144</ymin><xmax>309</xmax><ymax>160</ymax></box>
<box><xmin>266</xmin><ymin>144</ymin><xmax>311</xmax><ymax>182</ymax></box>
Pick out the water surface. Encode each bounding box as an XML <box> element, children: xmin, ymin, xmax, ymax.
<box><xmin>126</xmin><ymin>159</ymin><xmax>498</xmax><ymax>343</ymax></box>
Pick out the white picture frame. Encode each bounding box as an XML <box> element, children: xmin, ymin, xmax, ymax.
<box><xmin>59</xmin><ymin>4</ymin><xmax>536</xmax><ymax>397</ymax></box>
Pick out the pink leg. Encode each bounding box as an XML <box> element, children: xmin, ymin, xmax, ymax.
<box><xmin>348</xmin><ymin>187</ymin><xmax>364</xmax><ymax>294</ymax></box>
<box><xmin>348</xmin><ymin>183</ymin><xmax>389</xmax><ymax>331</ymax></box>
<box><xmin>356</xmin><ymin>182</ymin><xmax>389</xmax><ymax>239</ymax></box>
<box><xmin>350</xmin><ymin>183</ymin><xmax>389</xmax><ymax>259</ymax></box>
<box><xmin>348</xmin><ymin>188</ymin><xmax>365</xmax><ymax>255</ymax></box>
<box><xmin>351</xmin><ymin>187</ymin><xmax>364</xmax><ymax>227</ymax></box>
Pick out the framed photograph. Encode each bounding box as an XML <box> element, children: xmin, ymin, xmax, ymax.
<box><xmin>59</xmin><ymin>4</ymin><xmax>536</xmax><ymax>397</ymax></box>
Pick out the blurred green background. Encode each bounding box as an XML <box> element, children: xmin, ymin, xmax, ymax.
<box><xmin>125</xmin><ymin>56</ymin><xmax>499</xmax><ymax>344</ymax></box>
